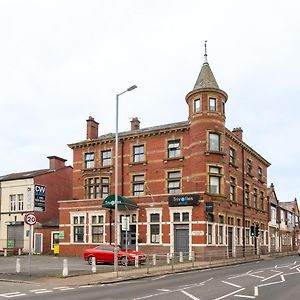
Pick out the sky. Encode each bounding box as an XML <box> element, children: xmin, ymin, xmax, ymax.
<box><xmin>0</xmin><ymin>0</ymin><xmax>299</xmax><ymax>201</ymax></box>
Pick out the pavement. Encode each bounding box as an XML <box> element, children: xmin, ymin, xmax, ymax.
<box><xmin>0</xmin><ymin>252</ymin><xmax>297</xmax><ymax>287</ymax></box>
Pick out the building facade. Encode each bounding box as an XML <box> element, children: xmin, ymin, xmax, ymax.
<box><xmin>59</xmin><ymin>53</ymin><xmax>270</xmax><ymax>257</ymax></box>
<box><xmin>268</xmin><ymin>183</ymin><xmax>300</xmax><ymax>254</ymax></box>
<box><xmin>0</xmin><ymin>156</ymin><xmax>72</xmax><ymax>254</ymax></box>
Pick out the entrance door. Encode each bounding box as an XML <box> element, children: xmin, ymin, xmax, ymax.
<box><xmin>34</xmin><ymin>233</ymin><xmax>43</xmax><ymax>254</ymax></box>
<box><xmin>121</xmin><ymin>225</ymin><xmax>136</xmax><ymax>250</ymax></box>
<box><xmin>228</xmin><ymin>227</ymin><xmax>233</xmax><ymax>257</ymax></box>
<box><xmin>7</xmin><ymin>225</ymin><xmax>24</xmax><ymax>249</ymax></box>
<box><xmin>174</xmin><ymin>225</ymin><xmax>189</xmax><ymax>256</ymax></box>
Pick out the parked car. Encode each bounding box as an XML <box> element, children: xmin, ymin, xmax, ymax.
<box><xmin>83</xmin><ymin>244</ymin><xmax>146</xmax><ymax>266</ymax></box>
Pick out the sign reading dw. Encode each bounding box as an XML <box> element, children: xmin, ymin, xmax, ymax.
<box><xmin>34</xmin><ymin>184</ymin><xmax>46</xmax><ymax>212</ymax></box>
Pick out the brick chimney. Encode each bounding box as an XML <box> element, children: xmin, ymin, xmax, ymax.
<box><xmin>130</xmin><ymin>117</ymin><xmax>140</xmax><ymax>130</ymax></box>
<box><xmin>232</xmin><ymin>127</ymin><xmax>243</xmax><ymax>140</ymax></box>
<box><xmin>86</xmin><ymin>116</ymin><xmax>99</xmax><ymax>139</ymax></box>
<box><xmin>47</xmin><ymin>156</ymin><xmax>67</xmax><ymax>170</ymax></box>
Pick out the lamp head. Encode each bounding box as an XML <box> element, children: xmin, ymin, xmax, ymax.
<box><xmin>127</xmin><ymin>85</ymin><xmax>137</xmax><ymax>91</ymax></box>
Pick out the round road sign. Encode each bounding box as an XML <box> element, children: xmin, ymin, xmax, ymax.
<box><xmin>25</xmin><ymin>213</ymin><xmax>37</xmax><ymax>226</ymax></box>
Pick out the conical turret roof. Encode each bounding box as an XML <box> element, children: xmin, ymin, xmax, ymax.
<box><xmin>193</xmin><ymin>41</ymin><xmax>219</xmax><ymax>90</ymax></box>
<box><xmin>193</xmin><ymin>62</ymin><xmax>219</xmax><ymax>90</ymax></box>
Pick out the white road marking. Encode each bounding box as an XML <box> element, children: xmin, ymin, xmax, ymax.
<box><xmin>53</xmin><ymin>287</ymin><xmax>75</xmax><ymax>291</ymax></box>
<box><xmin>254</xmin><ymin>286</ymin><xmax>258</xmax><ymax>296</ymax></box>
<box><xmin>261</xmin><ymin>271</ymin><xmax>282</xmax><ymax>282</ymax></box>
<box><xmin>181</xmin><ymin>290</ymin><xmax>200</xmax><ymax>300</ymax></box>
<box><xmin>0</xmin><ymin>292</ymin><xmax>26</xmax><ymax>298</ymax></box>
<box><xmin>290</xmin><ymin>264</ymin><xmax>300</xmax><ymax>269</ymax></box>
<box><xmin>32</xmin><ymin>290</ymin><xmax>53</xmax><ymax>294</ymax></box>
<box><xmin>257</xmin><ymin>274</ymin><xmax>285</xmax><ymax>288</ymax></box>
<box><xmin>179</xmin><ymin>277</ymin><xmax>213</xmax><ymax>288</ymax></box>
<box><xmin>234</xmin><ymin>295</ymin><xmax>255</xmax><ymax>299</ymax></box>
<box><xmin>222</xmin><ymin>281</ymin><xmax>241</xmax><ymax>288</ymax></box>
<box><xmin>200</xmin><ymin>277</ymin><xmax>213</xmax><ymax>284</ymax></box>
<box><xmin>248</xmin><ymin>274</ymin><xmax>265</xmax><ymax>279</ymax></box>
<box><xmin>78</xmin><ymin>285</ymin><xmax>94</xmax><ymax>288</ymax></box>
<box><xmin>213</xmin><ymin>288</ymin><xmax>245</xmax><ymax>300</ymax></box>
<box><xmin>157</xmin><ymin>289</ymin><xmax>170</xmax><ymax>292</ymax></box>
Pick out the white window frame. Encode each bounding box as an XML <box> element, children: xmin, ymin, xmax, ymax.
<box><xmin>101</xmin><ymin>150</ymin><xmax>112</xmax><ymax>166</ymax></box>
<box><xmin>133</xmin><ymin>145</ymin><xmax>145</xmax><ymax>163</ymax></box>
<box><xmin>169</xmin><ymin>206</ymin><xmax>192</xmax><ymax>255</ymax></box>
<box><xmin>88</xmin><ymin>211</ymin><xmax>106</xmax><ymax>244</ymax></box>
<box><xmin>70</xmin><ymin>212</ymin><xmax>86</xmax><ymax>244</ymax></box>
<box><xmin>146</xmin><ymin>208</ymin><xmax>162</xmax><ymax>244</ymax></box>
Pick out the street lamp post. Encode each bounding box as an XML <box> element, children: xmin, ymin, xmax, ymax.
<box><xmin>114</xmin><ymin>85</ymin><xmax>137</xmax><ymax>274</ymax></box>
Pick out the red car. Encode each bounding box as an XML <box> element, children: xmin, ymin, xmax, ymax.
<box><xmin>83</xmin><ymin>244</ymin><xmax>146</xmax><ymax>266</ymax></box>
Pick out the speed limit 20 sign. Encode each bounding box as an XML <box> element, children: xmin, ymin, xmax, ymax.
<box><xmin>24</xmin><ymin>213</ymin><xmax>37</xmax><ymax>226</ymax></box>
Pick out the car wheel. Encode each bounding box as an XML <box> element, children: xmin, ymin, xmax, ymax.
<box><xmin>88</xmin><ymin>256</ymin><xmax>95</xmax><ymax>265</ymax></box>
<box><xmin>120</xmin><ymin>256</ymin><xmax>128</xmax><ymax>266</ymax></box>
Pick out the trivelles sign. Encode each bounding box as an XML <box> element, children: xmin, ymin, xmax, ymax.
<box><xmin>168</xmin><ymin>194</ymin><xmax>200</xmax><ymax>207</ymax></box>
<box><xmin>34</xmin><ymin>184</ymin><xmax>46</xmax><ymax>211</ymax></box>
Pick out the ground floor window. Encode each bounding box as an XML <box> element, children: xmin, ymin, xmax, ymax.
<box><xmin>72</xmin><ymin>215</ymin><xmax>85</xmax><ymax>243</ymax></box>
<box><xmin>207</xmin><ymin>224</ymin><xmax>213</xmax><ymax>244</ymax></box>
<box><xmin>91</xmin><ymin>215</ymin><xmax>104</xmax><ymax>243</ymax></box>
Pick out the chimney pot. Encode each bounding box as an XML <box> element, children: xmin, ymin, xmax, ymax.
<box><xmin>86</xmin><ymin>116</ymin><xmax>99</xmax><ymax>139</ymax></box>
<box><xmin>130</xmin><ymin>117</ymin><xmax>140</xmax><ymax>131</ymax></box>
<box><xmin>232</xmin><ymin>127</ymin><xmax>243</xmax><ymax>140</ymax></box>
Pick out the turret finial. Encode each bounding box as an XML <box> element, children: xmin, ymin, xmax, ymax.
<box><xmin>204</xmin><ymin>40</ymin><xmax>208</xmax><ymax>64</ymax></box>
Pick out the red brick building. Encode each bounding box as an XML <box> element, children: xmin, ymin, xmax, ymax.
<box><xmin>59</xmin><ymin>52</ymin><xmax>270</xmax><ymax>257</ymax></box>
<box><xmin>0</xmin><ymin>156</ymin><xmax>72</xmax><ymax>254</ymax></box>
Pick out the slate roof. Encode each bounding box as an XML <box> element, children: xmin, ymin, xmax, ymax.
<box><xmin>69</xmin><ymin>120</ymin><xmax>190</xmax><ymax>148</ymax></box>
<box><xmin>0</xmin><ymin>169</ymin><xmax>53</xmax><ymax>182</ymax></box>
<box><xmin>193</xmin><ymin>62</ymin><xmax>219</xmax><ymax>90</ymax></box>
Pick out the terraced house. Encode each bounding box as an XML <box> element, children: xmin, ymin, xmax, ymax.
<box><xmin>59</xmin><ymin>50</ymin><xmax>270</xmax><ymax>258</ymax></box>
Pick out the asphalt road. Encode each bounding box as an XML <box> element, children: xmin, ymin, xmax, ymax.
<box><xmin>0</xmin><ymin>255</ymin><xmax>299</xmax><ymax>299</ymax></box>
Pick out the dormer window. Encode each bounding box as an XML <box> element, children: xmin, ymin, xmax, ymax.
<box><xmin>209</xmin><ymin>97</ymin><xmax>217</xmax><ymax>111</ymax></box>
<box><xmin>194</xmin><ymin>99</ymin><xmax>201</xmax><ymax>113</ymax></box>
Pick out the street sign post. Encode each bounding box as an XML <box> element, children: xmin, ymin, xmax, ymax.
<box><xmin>24</xmin><ymin>213</ymin><xmax>36</xmax><ymax>276</ymax></box>
<box><xmin>25</xmin><ymin>213</ymin><xmax>37</xmax><ymax>226</ymax></box>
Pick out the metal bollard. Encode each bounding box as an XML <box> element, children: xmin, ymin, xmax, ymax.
<box><xmin>4</xmin><ymin>249</ymin><xmax>7</xmax><ymax>257</ymax></box>
<box><xmin>167</xmin><ymin>253</ymin><xmax>170</xmax><ymax>264</ymax></box>
<box><xmin>152</xmin><ymin>254</ymin><xmax>156</xmax><ymax>266</ymax></box>
<box><xmin>62</xmin><ymin>259</ymin><xmax>68</xmax><ymax>277</ymax></box>
<box><xmin>18</xmin><ymin>248</ymin><xmax>22</xmax><ymax>256</ymax></box>
<box><xmin>135</xmin><ymin>256</ymin><xmax>139</xmax><ymax>268</ymax></box>
<box><xmin>16</xmin><ymin>258</ymin><xmax>21</xmax><ymax>273</ymax></box>
<box><xmin>180</xmin><ymin>251</ymin><xmax>183</xmax><ymax>263</ymax></box>
<box><xmin>91</xmin><ymin>257</ymin><xmax>96</xmax><ymax>273</ymax></box>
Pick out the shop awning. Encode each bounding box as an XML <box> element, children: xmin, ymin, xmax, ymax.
<box><xmin>102</xmin><ymin>195</ymin><xmax>138</xmax><ymax>210</ymax></box>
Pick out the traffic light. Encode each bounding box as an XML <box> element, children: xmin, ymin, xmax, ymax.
<box><xmin>250</xmin><ymin>225</ymin><xmax>255</xmax><ymax>236</ymax></box>
<box><xmin>255</xmin><ymin>224</ymin><xmax>259</xmax><ymax>237</ymax></box>
<box><xmin>250</xmin><ymin>224</ymin><xmax>259</xmax><ymax>237</ymax></box>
